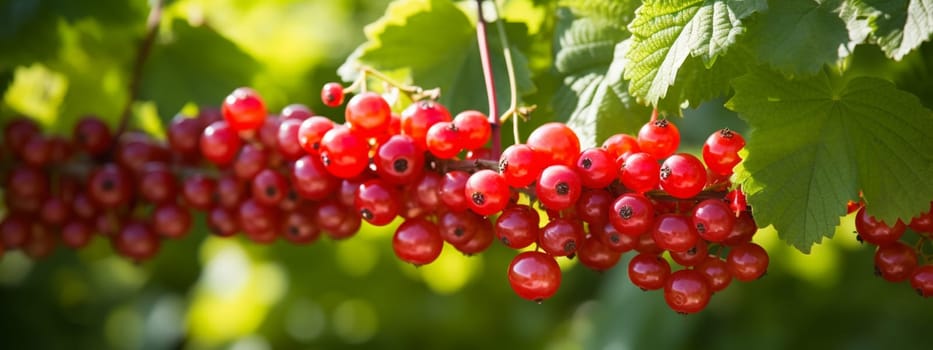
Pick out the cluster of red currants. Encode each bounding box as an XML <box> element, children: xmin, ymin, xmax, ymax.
<box><xmin>852</xmin><ymin>201</ymin><xmax>933</xmax><ymax>297</ymax></box>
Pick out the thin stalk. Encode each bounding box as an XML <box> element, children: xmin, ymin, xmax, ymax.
<box><xmin>117</xmin><ymin>0</ymin><xmax>164</xmax><ymax>137</ymax></box>
<box><xmin>491</xmin><ymin>3</ymin><xmax>521</xmax><ymax>144</ymax></box>
<box><xmin>474</xmin><ymin>0</ymin><xmax>501</xmax><ymax>159</ymax></box>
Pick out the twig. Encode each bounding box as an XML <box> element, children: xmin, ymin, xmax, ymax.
<box><xmin>117</xmin><ymin>0</ymin><xmax>164</xmax><ymax>137</ymax></box>
<box><xmin>490</xmin><ymin>4</ymin><xmax>521</xmax><ymax>145</ymax></box>
<box><xmin>474</xmin><ymin>0</ymin><xmax>501</xmax><ymax>159</ymax></box>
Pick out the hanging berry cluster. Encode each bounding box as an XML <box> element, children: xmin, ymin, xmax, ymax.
<box><xmin>850</xmin><ymin>201</ymin><xmax>933</xmax><ymax>297</ymax></box>
<box><xmin>1</xmin><ymin>76</ymin><xmax>770</xmax><ymax>313</ymax></box>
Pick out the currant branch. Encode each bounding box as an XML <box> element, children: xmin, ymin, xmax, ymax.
<box><xmin>117</xmin><ymin>0</ymin><xmax>163</xmax><ymax>137</ymax></box>
<box><xmin>474</xmin><ymin>0</ymin><xmax>501</xmax><ymax>159</ymax></box>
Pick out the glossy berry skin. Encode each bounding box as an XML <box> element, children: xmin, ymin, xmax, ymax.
<box><xmin>259</xmin><ymin>116</ymin><xmax>282</xmax><ymax>149</ymax></box>
<box><xmin>855</xmin><ymin>207</ymin><xmax>906</xmax><ymax>245</ymax></box>
<box><xmin>670</xmin><ymin>240</ymin><xmax>709</xmax><ymax>267</ymax></box>
<box><xmin>355</xmin><ymin>179</ymin><xmax>400</xmax><ymax>226</ymax></box>
<box><xmin>73</xmin><ymin>116</ymin><xmax>113</xmax><ymax>156</ymax></box>
<box><xmin>281</xmin><ymin>208</ymin><xmax>322</xmax><ymax>245</ymax></box>
<box><xmin>167</xmin><ymin>114</ymin><xmax>203</xmax><ymax>156</ymax></box>
<box><xmin>628</xmin><ymin>253</ymin><xmax>671</xmax><ymax>291</ymax></box>
<box><xmin>659</xmin><ymin>153</ymin><xmax>707</xmax><ymax>199</ymax></box>
<box><xmin>703</xmin><ymin>128</ymin><xmax>746</xmax><ymax>175</ymax></box>
<box><xmin>320</xmin><ymin>125</ymin><xmax>370</xmax><ymax>179</ymax></box>
<box><xmin>138</xmin><ymin>164</ymin><xmax>177</xmax><ymax>204</ymax></box>
<box><xmin>239</xmin><ymin>198</ymin><xmax>280</xmax><ymax>236</ymax></box>
<box><xmin>426</xmin><ymin>121</ymin><xmax>462</xmax><ymax>159</ymax></box>
<box><xmin>276</xmin><ymin>118</ymin><xmax>305</xmax><ymax>160</ymax></box>
<box><xmin>453</xmin><ymin>110</ymin><xmax>490</xmax><ymax>150</ymax></box>
<box><xmin>637</xmin><ymin>119</ymin><xmax>680</xmax><ymax>160</ymax></box>
<box><xmin>594</xmin><ymin>221</ymin><xmax>637</xmax><ymax>253</ymax></box>
<box><xmin>602</xmin><ymin>133</ymin><xmax>639</xmax><ymax>159</ymax></box>
<box><xmin>578</xmin><ymin>234</ymin><xmax>622</xmax><ymax>271</ymax></box>
<box><xmin>691</xmin><ymin>199</ymin><xmax>736</xmax><ymax>242</ymax></box>
<box><xmin>651</xmin><ymin>214</ymin><xmax>699</xmax><ymax>253</ymax></box>
<box><xmin>207</xmin><ymin>207</ymin><xmax>240</xmax><ymax>237</ymax></box>
<box><xmin>291</xmin><ymin>155</ymin><xmax>338</xmax><ymax>200</ymax></box>
<box><xmin>88</xmin><ymin>164</ymin><xmax>133</xmax><ymax>208</ymax></box>
<box><xmin>664</xmin><ymin>269</ymin><xmax>711</xmax><ymax>314</ymax></box>
<box><xmin>113</xmin><ymin>221</ymin><xmax>160</xmax><ymax>262</ymax></box>
<box><xmin>454</xmin><ymin>218</ymin><xmax>494</xmax><ymax>255</ymax></box>
<box><xmin>252</xmin><ymin>169</ymin><xmax>288</xmax><ymax>207</ymax></box>
<box><xmin>526</xmin><ymin>123</ymin><xmax>581</xmax><ymax>167</ymax></box>
<box><xmin>200</xmin><ymin>121</ymin><xmax>242</xmax><ymax>165</ymax></box>
<box><xmin>539</xmin><ymin>218</ymin><xmax>585</xmax><ymax>257</ymax></box>
<box><xmin>536</xmin><ymin>165</ymin><xmax>582</xmax><ymax>211</ymax></box>
<box><xmin>321</xmin><ymin>82</ymin><xmax>345</xmax><ymax>107</ymax></box>
<box><xmin>298</xmin><ymin>116</ymin><xmax>335</xmax><ymax>155</ymax></box>
<box><xmin>182</xmin><ymin>175</ymin><xmax>216</xmax><ymax>211</ymax></box>
<box><xmin>723</xmin><ymin>211</ymin><xmax>757</xmax><ymax>246</ymax></box>
<box><xmin>464</xmin><ymin>170</ymin><xmax>510</xmax><ymax>216</ymax></box>
<box><xmin>576</xmin><ymin>189</ymin><xmax>613</xmax><ymax>225</ymax></box>
<box><xmin>499</xmin><ymin>144</ymin><xmax>543</xmax><ymax>188</ymax></box>
<box><xmin>609</xmin><ymin>194</ymin><xmax>655</xmax><ymax>237</ymax></box>
<box><xmin>727</xmin><ymin>242</ymin><xmax>769</xmax><ymax>281</ymax></box>
<box><xmin>281</xmin><ymin>103</ymin><xmax>312</xmax><ymax>121</ymax></box>
<box><xmin>233</xmin><ymin>143</ymin><xmax>268</xmax><ymax>180</ymax></box>
<box><xmin>696</xmin><ymin>256</ymin><xmax>732</xmax><ymax>292</ymax></box>
<box><xmin>401</xmin><ymin>100</ymin><xmax>452</xmax><ymax>150</ymax></box>
<box><xmin>909</xmin><ymin>202</ymin><xmax>933</xmax><ymax>233</ymax></box>
<box><xmin>874</xmin><ymin>242</ymin><xmax>918</xmax><ymax>282</ymax></box>
<box><xmin>413</xmin><ymin>172</ymin><xmax>442</xmax><ymax>209</ymax></box>
<box><xmin>439</xmin><ymin>171</ymin><xmax>471</xmax><ymax>212</ymax></box>
<box><xmin>153</xmin><ymin>203</ymin><xmax>192</xmax><ymax>238</ymax></box>
<box><xmin>619</xmin><ymin>152</ymin><xmax>660</xmax><ymax>193</ymax></box>
<box><xmin>374</xmin><ymin>134</ymin><xmax>424</xmax><ymax>185</ymax></box>
<box><xmin>346</xmin><ymin>92</ymin><xmax>391</xmax><ymax>137</ymax></box>
<box><xmin>393</xmin><ymin>218</ymin><xmax>443</xmax><ymax>266</ymax></box>
<box><xmin>222</xmin><ymin>87</ymin><xmax>267</xmax><ymax>131</ymax></box>
<box><xmin>495</xmin><ymin>205</ymin><xmax>539</xmax><ymax>249</ymax></box>
<box><xmin>508</xmin><ymin>251</ymin><xmax>561</xmax><ymax>302</ymax></box>
<box><xmin>910</xmin><ymin>265</ymin><xmax>933</xmax><ymax>297</ymax></box>
<box><xmin>437</xmin><ymin>211</ymin><xmax>480</xmax><ymax>246</ymax></box>
<box><xmin>215</xmin><ymin>174</ymin><xmax>245</xmax><ymax>208</ymax></box>
<box><xmin>575</xmin><ymin>148</ymin><xmax>615</xmax><ymax>189</ymax></box>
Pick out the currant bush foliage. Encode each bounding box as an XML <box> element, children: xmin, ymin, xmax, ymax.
<box><xmin>338</xmin><ymin>0</ymin><xmax>932</xmax><ymax>253</ymax></box>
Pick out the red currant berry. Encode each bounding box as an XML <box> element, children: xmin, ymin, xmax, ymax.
<box><xmin>73</xmin><ymin>116</ymin><xmax>113</xmax><ymax>156</ymax></box>
<box><xmin>355</xmin><ymin>179</ymin><xmax>400</xmax><ymax>226</ymax></box>
<box><xmin>618</xmin><ymin>152</ymin><xmax>660</xmax><ymax>193</ymax></box>
<box><xmin>593</xmin><ymin>221</ymin><xmax>637</xmax><ymax>253</ymax></box>
<box><xmin>281</xmin><ymin>103</ymin><xmax>312</xmax><ymax>121</ymax></box>
<box><xmin>651</xmin><ymin>214</ymin><xmax>699</xmax><ymax>253</ymax></box>
<box><xmin>138</xmin><ymin>163</ymin><xmax>177</xmax><ymax>204</ymax></box>
<box><xmin>691</xmin><ymin>199</ymin><xmax>736</xmax><ymax>242</ymax></box>
<box><xmin>61</xmin><ymin>220</ymin><xmax>93</xmax><ymax>249</ymax></box>
<box><xmin>727</xmin><ymin>242</ymin><xmax>769</xmax><ymax>281</ymax></box>
<box><xmin>281</xmin><ymin>206</ymin><xmax>322</xmax><ymax>244</ymax></box>
<box><xmin>232</xmin><ymin>143</ymin><xmax>268</xmax><ymax>180</ymax></box>
<box><xmin>426</xmin><ymin>121</ymin><xmax>462</xmax><ymax>159</ymax></box>
<box><xmin>321</xmin><ymin>82</ymin><xmax>345</xmax><ymax>107</ymax></box>
<box><xmin>703</xmin><ymin>128</ymin><xmax>745</xmax><ymax>175</ymax></box>
<box><xmin>696</xmin><ymin>255</ymin><xmax>732</xmax><ymax>292</ymax></box>
<box><xmin>910</xmin><ymin>265</ymin><xmax>933</xmax><ymax>297</ymax></box>
<box><xmin>5</xmin><ymin>118</ymin><xmax>40</xmax><ymax>156</ymax></box>
<box><xmin>440</xmin><ymin>170</ymin><xmax>471</xmax><ymax>212</ymax></box>
<box><xmin>39</xmin><ymin>196</ymin><xmax>71</xmax><ymax>226</ymax></box>
<box><xmin>207</xmin><ymin>206</ymin><xmax>239</xmax><ymax>237</ymax></box>
<box><xmin>499</xmin><ymin>144</ymin><xmax>543</xmax><ymax>188</ymax></box>
<box><xmin>526</xmin><ymin>123</ymin><xmax>580</xmax><ymax>167</ymax></box>
<box><xmin>167</xmin><ymin>114</ymin><xmax>203</xmax><ymax>156</ymax></box>
<box><xmin>539</xmin><ymin>218</ymin><xmax>584</xmax><ymax>257</ymax></box>
<box><xmin>722</xmin><ymin>211</ymin><xmax>757</xmax><ymax>246</ymax></box>
<box><xmin>575</xmin><ymin>147</ymin><xmax>615</xmax><ymax>189</ymax></box>
<box><xmin>453</xmin><ymin>110</ymin><xmax>491</xmax><ymax>150</ymax></box>
<box><xmin>393</xmin><ymin>218</ymin><xmax>443</xmax><ymax>266</ymax></box>
<box><xmin>609</xmin><ymin>193</ymin><xmax>655</xmax><ymax>237</ymax></box>
<box><xmin>495</xmin><ymin>204</ymin><xmax>540</xmax><ymax>249</ymax></box>
<box><xmin>153</xmin><ymin>203</ymin><xmax>192</xmax><ymax>238</ymax></box>
<box><xmin>222</xmin><ymin>87</ymin><xmax>267</xmax><ymax>131</ymax></box>
<box><xmin>216</xmin><ymin>174</ymin><xmax>245</xmax><ymax>208</ymax></box>
<box><xmin>181</xmin><ymin>174</ymin><xmax>217</xmax><ymax>211</ymax></box>
<box><xmin>252</xmin><ymin>169</ymin><xmax>288</xmax><ymax>207</ymax></box>
<box><xmin>239</xmin><ymin>198</ymin><xmax>281</xmax><ymax>237</ymax></box>
<box><xmin>659</xmin><ymin>153</ymin><xmax>707</xmax><ymax>199</ymax></box>
<box><xmin>259</xmin><ymin>115</ymin><xmax>282</xmax><ymax>149</ymax></box>
<box><xmin>413</xmin><ymin>172</ymin><xmax>442</xmax><ymax>209</ymax></box>
<box><xmin>578</xmin><ymin>234</ymin><xmax>622</xmax><ymax>271</ymax></box>
<box><xmin>401</xmin><ymin>100</ymin><xmax>452</xmax><ymax>150</ymax></box>
<box><xmin>576</xmin><ymin>189</ymin><xmax>613</xmax><ymax>225</ymax></box>
<box><xmin>113</xmin><ymin>221</ymin><xmax>160</xmax><ymax>262</ymax></box>
<box><xmin>628</xmin><ymin>253</ymin><xmax>671</xmax><ymax>290</ymax></box>
<box><xmin>87</xmin><ymin>164</ymin><xmax>133</xmax><ymax>208</ymax></box>
<box><xmin>602</xmin><ymin>133</ymin><xmax>640</xmax><ymax>160</ymax></box>
<box><xmin>277</xmin><ymin>118</ymin><xmax>305</xmax><ymax>160</ymax></box>
<box><xmin>438</xmin><ymin>210</ymin><xmax>482</xmax><ymax>246</ymax></box>
<box><xmin>200</xmin><ymin>120</ymin><xmax>242</xmax><ymax>166</ymax></box>
<box><xmin>536</xmin><ymin>165</ymin><xmax>582</xmax><ymax>211</ymax></box>
<box><xmin>725</xmin><ymin>188</ymin><xmax>748</xmax><ymax>216</ymax></box>
<box><xmin>908</xmin><ymin>202</ymin><xmax>933</xmax><ymax>233</ymax></box>
<box><xmin>297</xmin><ymin>116</ymin><xmax>335</xmax><ymax>155</ymax></box>
<box><xmin>320</xmin><ymin>125</ymin><xmax>370</xmax><ymax>179</ymax></box>
<box><xmin>346</xmin><ymin>92</ymin><xmax>391</xmax><ymax>137</ymax></box>
<box><xmin>508</xmin><ymin>251</ymin><xmax>561</xmax><ymax>302</ymax></box>
<box><xmin>855</xmin><ymin>206</ymin><xmax>906</xmax><ymax>245</ymax></box>
<box><xmin>671</xmin><ymin>240</ymin><xmax>709</xmax><ymax>267</ymax></box>
<box><xmin>637</xmin><ymin>119</ymin><xmax>680</xmax><ymax>159</ymax></box>
<box><xmin>464</xmin><ymin>170</ymin><xmax>510</xmax><ymax>216</ymax></box>
<box><xmin>454</xmin><ymin>217</ymin><xmax>494</xmax><ymax>255</ymax></box>
<box><xmin>664</xmin><ymin>269</ymin><xmax>711</xmax><ymax>314</ymax></box>
<box><xmin>874</xmin><ymin>242</ymin><xmax>918</xmax><ymax>282</ymax></box>
<box><xmin>291</xmin><ymin>155</ymin><xmax>338</xmax><ymax>200</ymax></box>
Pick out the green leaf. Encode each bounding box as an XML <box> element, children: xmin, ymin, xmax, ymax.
<box><xmin>141</xmin><ymin>20</ymin><xmax>261</xmax><ymax>120</ymax></box>
<box><xmin>727</xmin><ymin>68</ymin><xmax>933</xmax><ymax>252</ymax></box>
<box><xmin>750</xmin><ymin>0</ymin><xmax>849</xmax><ymax>75</ymax></box>
<box><xmin>625</xmin><ymin>0</ymin><xmax>766</xmax><ymax>106</ymax></box>
<box><xmin>842</xmin><ymin>0</ymin><xmax>933</xmax><ymax>60</ymax></box>
<box><xmin>553</xmin><ymin>2</ymin><xmax>651</xmax><ymax>147</ymax></box>
<box><xmin>654</xmin><ymin>42</ymin><xmax>754</xmax><ymax>112</ymax></box>
<box><xmin>338</xmin><ymin>0</ymin><xmax>534</xmax><ymax>114</ymax></box>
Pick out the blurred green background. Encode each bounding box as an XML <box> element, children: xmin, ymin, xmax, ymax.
<box><xmin>2</xmin><ymin>1</ymin><xmax>933</xmax><ymax>349</ymax></box>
